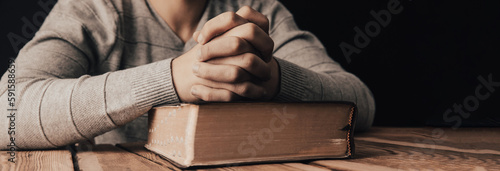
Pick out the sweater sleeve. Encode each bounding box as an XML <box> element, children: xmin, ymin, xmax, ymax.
<box><xmin>0</xmin><ymin>0</ymin><xmax>179</xmax><ymax>150</ymax></box>
<box><xmin>262</xmin><ymin>1</ymin><xmax>376</xmax><ymax>131</ymax></box>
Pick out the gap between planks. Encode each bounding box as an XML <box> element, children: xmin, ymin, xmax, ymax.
<box><xmin>74</xmin><ymin>144</ymin><xmax>169</xmax><ymax>171</ymax></box>
<box><xmin>0</xmin><ymin>147</ymin><xmax>74</xmax><ymax>171</ymax></box>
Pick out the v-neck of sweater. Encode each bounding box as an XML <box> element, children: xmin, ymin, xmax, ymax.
<box><xmin>145</xmin><ymin>0</ymin><xmax>212</xmax><ymax>52</ymax></box>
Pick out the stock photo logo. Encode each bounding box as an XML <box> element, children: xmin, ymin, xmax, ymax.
<box><xmin>6</xmin><ymin>0</ymin><xmax>57</xmax><ymax>55</ymax></box>
<box><xmin>443</xmin><ymin>74</ymin><xmax>499</xmax><ymax>129</ymax></box>
<box><xmin>237</xmin><ymin>106</ymin><xmax>296</xmax><ymax>157</ymax></box>
<box><xmin>339</xmin><ymin>0</ymin><xmax>403</xmax><ymax>63</ymax></box>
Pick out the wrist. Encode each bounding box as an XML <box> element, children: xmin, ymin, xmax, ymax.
<box><xmin>171</xmin><ymin>45</ymin><xmax>201</xmax><ymax>103</ymax></box>
<box><xmin>264</xmin><ymin>57</ymin><xmax>280</xmax><ymax>100</ymax></box>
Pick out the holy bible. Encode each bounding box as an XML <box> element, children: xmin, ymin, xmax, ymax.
<box><xmin>145</xmin><ymin>102</ymin><xmax>356</xmax><ymax>168</ymax></box>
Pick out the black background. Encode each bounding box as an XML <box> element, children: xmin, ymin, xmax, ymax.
<box><xmin>1</xmin><ymin>0</ymin><xmax>499</xmax><ymax>127</ymax></box>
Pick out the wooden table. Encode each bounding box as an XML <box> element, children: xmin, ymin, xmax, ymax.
<box><xmin>2</xmin><ymin>127</ymin><xmax>499</xmax><ymax>170</ymax></box>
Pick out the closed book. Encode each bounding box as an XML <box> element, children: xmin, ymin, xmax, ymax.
<box><xmin>145</xmin><ymin>102</ymin><xmax>356</xmax><ymax>168</ymax></box>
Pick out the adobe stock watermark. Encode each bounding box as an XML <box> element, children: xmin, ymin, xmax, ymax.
<box><xmin>443</xmin><ymin>73</ymin><xmax>499</xmax><ymax>129</ymax></box>
<box><xmin>339</xmin><ymin>0</ymin><xmax>404</xmax><ymax>63</ymax></box>
<box><xmin>403</xmin><ymin>73</ymin><xmax>499</xmax><ymax>168</ymax></box>
<box><xmin>7</xmin><ymin>0</ymin><xmax>57</xmax><ymax>55</ymax></box>
<box><xmin>6</xmin><ymin>58</ymin><xmax>17</xmax><ymax>163</ymax></box>
<box><xmin>237</xmin><ymin>106</ymin><xmax>296</xmax><ymax>157</ymax></box>
<box><xmin>4</xmin><ymin>0</ymin><xmax>56</xmax><ymax>164</ymax></box>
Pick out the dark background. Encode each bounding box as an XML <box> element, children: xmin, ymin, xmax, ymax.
<box><xmin>1</xmin><ymin>0</ymin><xmax>499</xmax><ymax>127</ymax></box>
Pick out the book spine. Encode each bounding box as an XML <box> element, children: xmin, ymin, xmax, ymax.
<box><xmin>183</xmin><ymin>104</ymin><xmax>199</xmax><ymax>165</ymax></box>
<box><xmin>346</xmin><ymin>106</ymin><xmax>356</xmax><ymax>158</ymax></box>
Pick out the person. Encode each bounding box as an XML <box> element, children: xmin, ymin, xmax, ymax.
<box><xmin>0</xmin><ymin>0</ymin><xmax>375</xmax><ymax>149</ymax></box>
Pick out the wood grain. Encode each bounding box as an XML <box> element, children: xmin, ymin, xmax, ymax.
<box><xmin>113</xmin><ymin>128</ymin><xmax>500</xmax><ymax>170</ymax></box>
<box><xmin>356</xmin><ymin>127</ymin><xmax>500</xmax><ymax>151</ymax></box>
<box><xmin>3</xmin><ymin>127</ymin><xmax>498</xmax><ymax>171</ymax></box>
<box><xmin>0</xmin><ymin>148</ymin><xmax>73</xmax><ymax>171</ymax></box>
<box><xmin>195</xmin><ymin>163</ymin><xmax>307</xmax><ymax>171</ymax></box>
<box><xmin>116</xmin><ymin>142</ymin><xmax>182</xmax><ymax>171</ymax></box>
<box><xmin>117</xmin><ymin>142</ymin><xmax>333</xmax><ymax>171</ymax></box>
<box><xmin>75</xmin><ymin>144</ymin><xmax>170</xmax><ymax>171</ymax></box>
<box><xmin>281</xmin><ymin>163</ymin><xmax>331</xmax><ymax>171</ymax></box>
<box><xmin>312</xmin><ymin>127</ymin><xmax>500</xmax><ymax>171</ymax></box>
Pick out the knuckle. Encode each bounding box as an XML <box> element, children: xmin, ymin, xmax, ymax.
<box><xmin>241</xmin><ymin>53</ymin><xmax>257</xmax><ymax>69</ymax></box>
<box><xmin>269</xmin><ymin>39</ymin><xmax>275</xmax><ymax>50</ymax></box>
<box><xmin>246</xmin><ymin>23</ymin><xmax>259</xmax><ymax>34</ymax></box>
<box><xmin>263</xmin><ymin>16</ymin><xmax>270</xmax><ymax>27</ymax></box>
<box><xmin>227</xmin><ymin>67</ymin><xmax>242</xmax><ymax>82</ymax></box>
<box><xmin>251</xmin><ymin>24</ymin><xmax>262</xmax><ymax>40</ymax></box>
<box><xmin>239</xmin><ymin>22</ymin><xmax>254</xmax><ymax>32</ymax></box>
<box><xmin>267</xmin><ymin>42</ymin><xmax>275</xmax><ymax>56</ymax></box>
<box><xmin>261</xmin><ymin>15</ymin><xmax>270</xmax><ymax>28</ymax></box>
<box><xmin>237</xmin><ymin>83</ymin><xmax>252</xmax><ymax>96</ymax></box>
<box><xmin>263</xmin><ymin>39</ymin><xmax>275</xmax><ymax>59</ymax></box>
<box><xmin>238</xmin><ymin>23</ymin><xmax>258</xmax><ymax>40</ymax></box>
<box><xmin>221</xmin><ymin>91</ymin><xmax>233</xmax><ymax>102</ymax></box>
<box><xmin>231</xmin><ymin>37</ymin><xmax>246</xmax><ymax>53</ymax></box>
<box><xmin>239</xmin><ymin>6</ymin><xmax>252</xmax><ymax>15</ymax></box>
<box><xmin>222</xmin><ymin>12</ymin><xmax>238</xmax><ymax>24</ymax></box>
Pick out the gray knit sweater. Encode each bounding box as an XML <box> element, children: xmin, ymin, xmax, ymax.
<box><xmin>0</xmin><ymin>0</ymin><xmax>375</xmax><ymax>149</ymax></box>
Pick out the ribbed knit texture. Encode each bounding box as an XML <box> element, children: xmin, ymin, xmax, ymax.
<box><xmin>0</xmin><ymin>0</ymin><xmax>375</xmax><ymax>149</ymax></box>
<box><xmin>273</xmin><ymin>58</ymin><xmax>306</xmax><ymax>101</ymax></box>
<box><xmin>131</xmin><ymin>58</ymin><xmax>179</xmax><ymax>111</ymax></box>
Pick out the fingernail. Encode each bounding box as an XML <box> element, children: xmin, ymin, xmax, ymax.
<box><xmin>193</xmin><ymin>31</ymin><xmax>200</xmax><ymax>42</ymax></box>
<box><xmin>192</xmin><ymin>63</ymin><xmax>199</xmax><ymax>74</ymax></box>
<box><xmin>197</xmin><ymin>33</ymin><xmax>204</xmax><ymax>44</ymax></box>
<box><xmin>191</xmin><ymin>87</ymin><xmax>198</xmax><ymax>96</ymax></box>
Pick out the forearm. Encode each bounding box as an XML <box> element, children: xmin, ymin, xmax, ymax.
<box><xmin>106</xmin><ymin>58</ymin><xmax>179</xmax><ymax>124</ymax></box>
<box><xmin>267</xmin><ymin>3</ymin><xmax>375</xmax><ymax>131</ymax></box>
<box><xmin>0</xmin><ymin>58</ymin><xmax>179</xmax><ymax>150</ymax></box>
<box><xmin>274</xmin><ymin>58</ymin><xmax>376</xmax><ymax>131</ymax></box>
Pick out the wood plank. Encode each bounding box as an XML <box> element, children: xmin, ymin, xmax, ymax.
<box><xmin>356</xmin><ymin>137</ymin><xmax>500</xmax><ymax>155</ymax></box>
<box><xmin>187</xmin><ymin>162</ymin><xmax>334</xmax><ymax>171</ymax></box>
<box><xmin>312</xmin><ymin>127</ymin><xmax>500</xmax><ymax>170</ymax></box>
<box><xmin>75</xmin><ymin>144</ymin><xmax>170</xmax><ymax>171</ymax></box>
<box><xmin>195</xmin><ymin>163</ymin><xmax>306</xmax><ymax>171</ymax></box>
<box><xmin>116</xmin><ymin>142</ymin><xmax>181</xmax><ymax>171</ymax></box>
<box><xmin>281</xmin><ymin>163</ymin><xmax>331</xmax><ymax>171</ymax></box>
<box><xmin>0</xmin><ymin>148</ymin><xmax>73</xmax><ymax>171</ymax></box>
<box><xmin>355</xmin><ymin>127</ymin><xmax>500</xmax><ymax>151</ymax></box>
<box><xmin>117</xmin><ymin>142</ymin><xmax>331</xmax><ymax>171</ymax></box>
<box><xmin>312</xmin><ymin>160</ymin><xmax>399</xmax><ymax>171</ymax></box>
<box><xmin>104</xmin><ymin>128</ymin><xmax>500</xmax><ymax>170</ymax></box>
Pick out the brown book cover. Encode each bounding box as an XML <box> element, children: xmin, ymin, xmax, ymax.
<box><xmin>145</xmin><ymin>102</ymin><xmax>356</xmax><ymax>168</ymax></box>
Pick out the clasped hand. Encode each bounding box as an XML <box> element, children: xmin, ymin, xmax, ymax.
<box><xmin>172</xmin><ymin>6</ymin><xmax>279</xmax><ymax>102</ymax></box>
